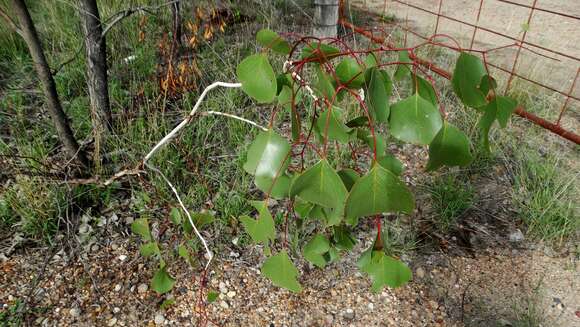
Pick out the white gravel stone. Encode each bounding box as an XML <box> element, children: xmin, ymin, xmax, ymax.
<box><xmin>137</xmin><ymin>283</ymin><xmax>148</xmax><ymax>294</ymax></box>
<box><xmin>154</xmin><ymin>313</ymin><xmax>165</xmax><ymax>325</ymax></box>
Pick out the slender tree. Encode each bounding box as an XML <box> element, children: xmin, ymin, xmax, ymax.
<box><xmin>78</xmin><ymin>0</ymin><xmax>112</xmax><ymax>169</ymax></box>
<box><xmin>0</xmin><ymin>0</ymin><xmax>89</xmax><ymax>167</ymax></box>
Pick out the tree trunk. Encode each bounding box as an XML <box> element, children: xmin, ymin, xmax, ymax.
<box><xmin>313</xmin><ymin>0</ymin><xmax>339</xmax><ymax>38</ymax></box>
<box><xmin>79</xmin><ymin>0</ymin><xmax>112</xmax><ymax>170</ymax></box>
<box><xmin>10</xmin><ymin>0</ymin><xmax>89</xmax><ymax>167</ymax></box>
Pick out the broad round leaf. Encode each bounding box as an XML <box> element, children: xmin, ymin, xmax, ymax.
<box><xmin>256</xmin><ymin>29</ymin><xmax>291</xmax><ymax>54</ymax></box>
<box><xmin>237</xmin><ymin>54</ymin><xmax>277</xmax><ymax>103</ymax></box>
<box><xmin>478</xmin><ymin>96</ymin><xmax>517</xmax><ymax>151</ymax></box>
<box><xmin>338</xmin><ymin>168</ymin><xmax>360</xmax><ymax>191</ymax></box>
<box><xmin>131</xmin><ymin>218</ymin><xmax>151</xmax><ymax>242</ymax></box>
<box><xmin>377</xmin><ymin>154</ymin><xmax>404</xmax><ymax>176</ymax></box>
<box><xmin>303</xmin><ymin>234</ymin><xmax>331</xmax><ymax>268</ymax></box>
<box><xmin>301</xmin><ymin>42</ymin><xmax>340</xmax><ymax>61</ymax></box>
<box><xmin>360</xmin><ymin>251</ymin><xmax>412</xmax><ymax>291</ymax></box>
<box><xmin>412</xmin><ymin>74</ymin><xmax>437</xmax><ymax>105</ymax></box>
<box><xmin>290</xmin><ymin>159</ymin><xmax>348</xmax><ymax>209</ymax></box>
<box><xmin>151</xmin><ymin>266</ymin><xmax>175</xmax><ymax>294</ymax></box>
<box><xmin>426</xmin><ymin>122</ymin><xmax>473</xmax><ymax>171</ymax></box>
<box><xmin>452</xmin><ymin>52</ymin><xmax>487</xmax><ymax>108</ymax></box>
<box><xmin>261</xmin><ymin>251</ymin><xmax>302</xmax><ymax>292</ymax></box>
<box><xmin>336</xmin><ymin>57</ymin><xmax>364</xmax><ymax>89</ymax></box>
<box><xmin>345</xmin><ymin>164</ymin><xmax>415</xmax><ymax>219</ymax></box>
<box><xmin>365</xmin><ymin>67</ymin><xmax>390</xmax><ymax>123</ymax></box>
<box><xmin>240</xmin><ymin>201</ymin><xmax>275</xmax><ymax>245</ymax></box>
<box><xmin>394</xmin><ymin>50</ymin><xmax>412</xmax><ymax>81</ymax></box>
<box><xmin>389</xmin><ymin>94</ymin><xmax>443</xmax><ymax>145</ymax></box>
<box><xmin>243</xmin><ymin>130</ymin><xmax>291</xmax><ymax>198</ymax></box>
<box><xmin>315</xmin><ymin>106</ymin><xmax>352</xmax><ymax>144</ymax></box>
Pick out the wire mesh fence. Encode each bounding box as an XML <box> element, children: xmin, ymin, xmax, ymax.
<box><xmin>340</xmin><ymin>0</ymin><xmax>580</xmax><ymax>144</ymax></box>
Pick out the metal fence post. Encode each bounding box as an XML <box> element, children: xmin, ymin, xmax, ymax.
<box><xmin>314</xmin><ymin>0</ymin><xmax>339</xmax><ymax>38</ymax></box>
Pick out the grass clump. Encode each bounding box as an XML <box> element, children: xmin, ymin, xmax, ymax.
<box><xmin>427</xmin><ymin>174</ymin><xmax>475</xmax><ymax>233</ymax></box>
<box><xmin>512</xmin><ymin>151</ymin><xmax>578</xmax><ymax>244</ymax></box>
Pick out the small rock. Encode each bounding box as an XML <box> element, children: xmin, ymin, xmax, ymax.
<box><xmin>118</xmin><ymin>254</ymin><xmax>128</xmax><ymax>261</ymax></box>
<box><xmin>226</xmin><ymin>291</ymin><xmax>236</xmax><ymax>298</ymax></box>
<box><xmin>415</xmin><ymin>267</ymin><xmax>425</xmax><ymax>279</ymax></box>
<box><xmin>113</xmin><ymin>307</ymin><xmax>121</xmax><ymax>314</ymax></box>
<box><xmin>137</xmin><ymin>284</ymin><xmax>148</xmax><ymax>294</ymax></box>
<box><xmin>220</xmin><ymin>301</ymin><xmax>230</xmax><ymax>309</ymax></box>
<box><xmin>219</xmin><ymin>282</ymin><xmax>227</xmax><ymax>294</ymax></box>
<box><xmin>232</xmin><ymin>237</ymin><xmax>239</xmax><ymax>246</ymax></box>
<box><xmin>509</xmin><ymin>229</ymin><xmax>525</xmax><ymax>242</ymax></box>
<box><xmin>111</xmin><ymin>243</ymin><xmax>119</xmax><ymax>251</ymax></box>
<box><xmin>69</xmin><ymin>307</ymin><xmax>80</xmax><ymax>318</ymax></box>
<box><xmin>107</xmin><ymin>317</ymin><xmax>117</xmax><ymax>326</ymax></box>
<box><xmin>91</xmin><ymin>244</ymin><xmax>100</xmax><ymax>252</ymax></box>
<box><xmin>154</xmin><ymin>313</ymin><xmax>165</xmax><ymax>325</ymax></box>
<box><xmin>367</xmin><ymin>303</ymin><xmax>374</xmax><ymax>310</ymax></box>
<box><xmin>429</xmin><ymin>300</ymin><xmax>439</xmax><ymax>309</ymax></box>
<box><xmin>343</xmin><ymin>308</ymin><xmax>354</xmax><ymax>320</ymax></box>
<box><xmin>114</xmin><ymin>284</ymin><xmax>122</xmax><ymax>292</ymax></box>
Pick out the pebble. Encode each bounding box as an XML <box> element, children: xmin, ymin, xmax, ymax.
<box><xmin>69</xmin><ymin>307</ymin><xmax>80</xmax><ymax>318</ymax></box>
<box><xmin>367</xmin><ymin>303</ymin><xmax>374</xmax><ymax>310</ymax></box>
<box><xmin>113</xmin><ymin>307</ymin><xmax>121</xmax><ymax>314</ymax></box>
<box><xmin>114</xmin><ymin>284</ymin><xmax>122</xmax><ymax>292</ymax></box>
<box><xmin>219</xmin><ymin>282</ymin><xmax>228</xmax><ymax>294</ymax></box>
<box><xmin>509</xmin><ymin>229</ymin><xmax>525</xmax><ymax>242</ymax></box>
<box><xmin>118</xmin><ymin>255</ymin><xmax>128</xmax><ymax>261</ymax></box>
<box><xmin>154</xmin><ymin>313</ymin><xmax>165</xmax><ymax>325</ymax></box>
<box><xmin>226</xmin><ymin>291</ymin><xmax>236</xmax><ymax>298</ymax></box>
<box><xmin>415</xmin><ymin>267</ymin><xmax>425</xmax><ymax>279</ymax></box>
<box><xmin>220</xmin><ymin>301</ymin><xmax>230</xmax><ymax>309</ymax></box>
<box><xmin>107</xmin><ymin>317</ymin><xmax>117</xmax><ymax>326</ymax></box>
<box><xmin>343</xmin><ymin>308</ymin><xmax>354</xmax><ymax>320</ymax></box>
<box><xmin>137</xmin><ymin>284</ymin><xmax>148</xmax><ymax>294</ymax></box>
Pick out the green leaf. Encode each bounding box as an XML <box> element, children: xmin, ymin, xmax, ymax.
<box><xmin>333</xmin><ymin>226</ymin><xmax>356</xmax><ymax>251</ymax></box>
<box><xmin>301</xmin><ymin>42</ymin><xmax>340</xmax><ymax>61</ymax></box>
<box><xmin>240</xmin><ymin>201</ymin><xmax>276</xmax><ymax>245</ymax></box>
<box><xmin>256</xmin><ymin>29</ymin><xmax>291</xmax><ymax>54</ymax></box>
<box><xmin>177</xmin><ymin>244</ymin><xmax>191</xmax><ymax>264</ymax></box>
<box><xmin>182</xmin><ymin>212</ymin><xmax>215</xmax><ymax>234</ymax></box>
<box><xmin>394</xmin><ymin>50</ymin><xmax>412</xmax><ymax>81</ymax></box>
<box><xmin>237</xmin><ymin>54</ymin><xmax>277</xmax><ymax>103</ymax></box>
<box><xmin>131</xmin><ymin>218</ymin><xmax>151</xmax><ymax>242</ymax></box>
<box><xmin>290</xmin><ymin>159</ymin><xmax>348</xmax><ymax>209</ymax></box>
<box><xmin>412</xmin><ymin>74</ymin><xmax>437</xmax><ymax>105</ymax></box>
<box><xmin>207</xmin><ymin>291</ymin><xmax>219</xmax><ymax>303</ymax></box>
<box><xmin>356</xmin><ymin>129</ymin><xmax>386</xmax><ymax>155</ymax></box>
<box><xmin>345</xmin><ymin>164</ymin><xmax>415</xmax><ymax>219</ymax></box>
<box><xmin>315</xmin><ymin>106</ymin><xmax>352</xmax><ymax>143</ymax></box>
<box><xmin>151</xmin><ymin>266</ymin><xmax>175</xmax><ymax>294</ymax></box>
<box><xmin>360</xmin><ymin>251</ymin><xmax>412</xmax><ymax>291</ymax></box>
<box><xmin>169</xmin><ymin>207</ymin><xmax>181</xmax><ymax>225</ymax></box>
<box><xmin>338</xmin><ymin>168</ymin><xmax>360</xmax><ymax>191</ymax></box>
<box><xmin>336</xmin><ymin>57</ymin><xmax>365</xmax><ymax>89</ymax></box>
<box><xmin>293</xmin><ymin>198</ymin><xmax>314</xmax><ymax>219</ymax></box>
<box><xmin>377</xmin><ymin>154</ymin><xmax>404</xmax><ymax>175</ymax></box>
<box><xmin>315</xmin><ymin>65</ymin><xmax>337</xmax><ymax>100</ymax></box>
<box><xmin>364</xmin><ymin>53</ymin><xmax>378</xmax><ymax>68</ymax></box>
<box><xmin>160</xmin><ymin>299</ymin><xmax>175</xmax><ymax>310</ymax></box>
<box><xmin>346</xmin><ymin>116</ymin><xmax>369</xmax><ymax>128</ymax></box>
<box><xmin>261</xmin><ymin>251</ymin><xmax>302</xmax><ymax>292</ymax></box>
<box><xmin>303</xmin><ymin>234</ymin><xmax>331</xmax><ymax>268</ymax></box>
<box><xmin>494</xmin><ymin>96</ymin><xmax>518</xmax><ymax>128</ymax></box>
<box><xmin>380</xmin><ymin>70</ymin><xmax>393</xmax><ymax>96</ymax></box>
<box><xmin>452</xmin><ymin>52</ymin><xmax>487</xmax><ymax>108</ymax></box>
<box><xmin>243</xmin><ymin>130</ymin><xmax>291</xmax><ymax>198</ymax></box>
<box><xmin>389</xmin><ymin>94</ymin><xmax>443</xmax><ymax>145</ymax></box>
<box><xmin>477</xmin><ymin>96</ymin><xmax>517</xmax><ymax>151</ymax></box>
<box><xmin>426</xmin><ymin>122</ymin><xmax>473</xmax><ymax>171</ymax></box>
<box><xmin>139</xmin><ymin>242</ymin><xmax>160</xmax><ymax>257</ymax></box>
<box><xmin>478</xmin><ymin>75</ymin><xmax>497</xmax><ymax>97</ymax></box>
<box><xmin>365</xmin><ymin>67</ymin><xmax>390</xmax><ymax>123</ymax></box>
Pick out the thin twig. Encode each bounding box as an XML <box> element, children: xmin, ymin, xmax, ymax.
<box><xmin>202</xmin><ymin>111</ymin><xmax>268</xmax><ymax>131</ymax></box>
<box><xmin>101</xmin><ymin>0</ymin><xmax>181</xmax><ymax>37</ymax></box>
